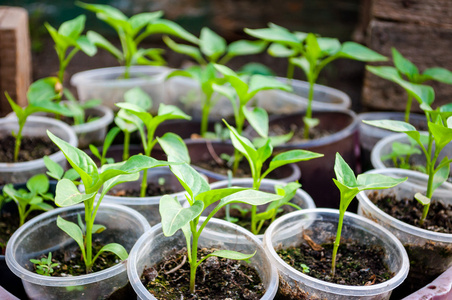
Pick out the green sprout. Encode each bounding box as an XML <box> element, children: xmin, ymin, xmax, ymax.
<box><xmin>30</xmin><ymin>252</ymin><xmax>59</xmax><ymax>276</ymax></box>
<box><xmin>332</xmin><ymin>153</ymin><xmax>407</xmax><ymax>276</ymax></box>
<box><xmin>367</xmin><ymin>48</ymin><xmax>452</xmax><ymax>122</ymax></box>
<box><xmin>88</xmin><ymin>127</ymin><xmax>121</xmax><ymax>166</ymax></box>
<box><xmin>245</xmin><ymin>23</ymin><xmax>387</xmax><ymax>139</ymax></box>
<box><xmin>156</xmin><ymin>132</ymin><xmax>283</xmax><ymax>294</ymax></box>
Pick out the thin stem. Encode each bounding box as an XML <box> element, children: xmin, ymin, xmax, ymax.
<box><xmin>189</xmin><ymin>225</ymin><xmax>200</xmax><ymax>293</ymax></box>
<box><xmin>13</xmin><ymin>121</ymin><xmax>25</xmax><ymax>162</ymax></box>
<box><xmin>123</xmin><ymin>131</ymin><xmax>130</xmax><ymax>161</ymax></box>
<box><xmin>331</xmin><ymin>209</ymin><xmax>345</xmax><ymax>276</ymax></box>
<box><xmin>200</xmin><ymin>96</ymin><xmax>212</xmax><ymax>137</ymax></box>
<box><xmin>84</xmin><ymin>204</ymin><xmax>93</xmax><ymax>273</ymax></box>
<box><xmin>303</xmin><ymin>76</ymin><xmax>315</xmax><ymax>139</ymax></box>
<box><xmin>286</xmin><ymin>61</ymin><xmax>295</xmax><ymax>83</ymax></box>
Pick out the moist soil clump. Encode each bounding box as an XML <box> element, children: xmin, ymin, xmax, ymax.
<box><xmin>0</xmin><ymin>135</ymin><xmax>59</xmax><ymax>163</ymax></box>
<box><xmin>141</xmin><ymin>247</ymin><xmax>265</xmax><ymax>300</ymax></box>
<box><xmin>277</xmin><ymin>240</ymin><xmax>392</xmax><ymax>286</ymax></box>
<box><xmin>108</xmin><ymin>182</ymin><xmax>178</xmax><ymax>197</ymax></box>
<box><xmin>369</xmin><ymin>191</ymin><xmax>452</xmax><ymax>233</ymax></box>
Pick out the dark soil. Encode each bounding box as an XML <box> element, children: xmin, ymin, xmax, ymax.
<box><xmin>141</xmin><ymin>247</ymin><xmax>265</xmax><ymax>300</ymax></box>
<box><xmin>276</xmin><ymin>235</ymin><xmax>392</xmax><ymax>287</ymax></box>
<box><xmin>0</xmin><ymin>135</ymin><xmax>59</xmax><ymax>163</ymax></box>
<box><xmin>108</xmin><ymin>182</ymin><xmax>179</xmax><ymax>197</ymax></box>
<box><xmin>269</xmin><ymin>122</ymin><xmax>335</xmax><ymax>143</ymax></box>
<box><xmin>369</xmin><ymin>191</ymin><xmax>452</xmax><ymax>233</ymax></box>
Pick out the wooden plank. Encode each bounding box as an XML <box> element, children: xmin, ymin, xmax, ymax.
<box><xmin>362</xmin><ymin>20</ymin><xmax>452</xmax><ymax>111</ymax></box>
<box><xmin>0</xmin><ymin>6</ymin><xmax>31</xmax><ymax>117</ymax></box>
<box><xmin>371</xmin><ymin>0</ymin><xmax>452</xmax><ymax>28</ymax></box>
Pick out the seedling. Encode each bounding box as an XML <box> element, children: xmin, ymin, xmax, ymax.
<box><xmin>44</xmin><ymin>156</ymin><xmax>80</xmax><ymax>184</ymax></box>
<box><xmin>47</xmin><ymin>130</ymin><xmax>173</xmax><ymax>273</ymax></box>
<box><xmin>165</xmin><ymin>27</ymin><xmax>267</xmax><ymax>136</ymax></box>
<box><xmin>300</xmin><ymin>263</ymin><xmax>310</xmax><ymax>274</ymax></box>
<box><xmin>88</xmin><ymin>126</ymin><xmax>121</xmax><ymax>166</ymax></box>
<box><xmin>77</xmin><ymin>1</ymin><xmax>198</xmax><ymax>79</ymax></box>
<box><xmin>5</xmin><ymin>78</ymin><xmax>73</xmax><ymax>162</ymax></box>
<box><xmin>367</xmin><ymin>48</ymin><xmax>452</xmax><ymax>122</ymax></box>
<box><xmin>0</xmin><ymin>174</ymin><xmax>54</xmax><ymax>227</ymax></box>
<box><xmin>156</xmin><ymin>132</ymin><xmax>283</xmax><ymax>293</ymax></box>
<box><xmin>332</xmin><ymin>153</ymin><xmax>407</xmax><ymax>276</ymax></box>
<box><xmin>224</xmin><ymin>120</ymin><xmax>323</xmax><ymax>234</ymax></box>
<box><xmin>212</xmin><ymin>64</ymin><xmax>292</xmax><ymax>173</ymax></box>
<box><xmin>381</xmin><ymin>141</ymin><xmax>423</xmax><ymax>170</ymax></box>
<box><xmin>115</xmin><ymin>87</ymin><xmax>191</xmax><ymax>197</ymax></box>
<box><xmin>245</xmin><ymin>23</ymin><xmax>386</xmax><ymax>138</ymax></box>
<box><xmin>30</xmin><ymin>252</ymin><xmax>59</xmax><ymax>276</ymax></box>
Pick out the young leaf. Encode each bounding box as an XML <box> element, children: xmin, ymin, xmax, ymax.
<box><xmin>338</xmin><ymin>42</ymin><xmax>387</xmax><ymax>62</ymax></box>
<box><xmin>159</xmin><ymin>195</ymin><xmax>204</xmax><ymax>236</ymax></box>
<box><xmin>55</xmin><ymin>179</ymin><xmax>96</xmax><ymax>207</ymax></box>
<box><xmin>244</xmin><ymin>107</ymin><xmax>269</xmax><ymax>138</ymax></box>
<box><xmin>392</xmin><ymin>48</ymin><xmax>418</xmax><ymax>79</ymax></box>
<box><xmin>27</xmin><ymin>174</ymin><xmax>49</xmax><ymax>195</ymax></box>
<box><xmin>200</xmin><ymin>27</ymin><xmax>226</xmax><ymax>62</ymax></box>
<box><xmin>263</xmin><ymin>150</ymin><xmax>323</xmax><ymax>178</ymax></box>
<box><xmin>197</xmin><ymin>250</ymin><xmax>255</xmax><ymax>266</ymax></box>
<box><xmin>215</xmin><ymin>190</ymin><xmax>282</xmax><ymax>211</ymax></box>
<box><xmin>196</xmin><ymin>187</ymin><xmax>247</xmax><ymax>208</ymax></box>
<box><xmin>94</xmin><ymin>243</ymin><xmax>128</xmax><ymax>261</ymax></box>
<box><xmin>57</xmin><ymin>216</ymin><xmax>85</xmax><ymax>256</ymax></box>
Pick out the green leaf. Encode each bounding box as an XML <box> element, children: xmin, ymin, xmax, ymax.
<box><xmin>27</xmin><ymin>77</ymin><xmax>60</xmax><ymax>104</ymax></box>
<box><xmin>96</xmin><ymin>243</ymin><xmax>128</xmax><ymax>261</ymax></box>
<box><xmin>102</xmin><ymin>127</ymin><xmax>121</xmax><ymax>158</ymax></box>
<box><xmin>305</xmin><ymin>33</ymin><xmax>321</xmax><ymax>64</ymax></box>
<box><xmin>145</xmin><ymin>19</ymin><xmax>199</xmax><ymax>44</ymax></box>
<box><xmin>44</xmin><ymin>156</ymin><xmax>64</xmax><ymax>180</ymax></box>
<box><xmin>334</xmin><ymin>152</ymin><xmax>357</xmax><ymax>187</ymax></box>
<box><xmin>216</xmin><ymin>190</ymin><xmax>282</xmax><ymax>211</ymax></box>
<box><xmin>263</xmin><ymin>150</ymin><xmax>323</xmax><ymax>178</ymax></box>
<box><xmin>303</xmin><ymin>117</ymin><xmax>320</xmax><ymax>129</ymax></box>
<box><xmin>64</xmin><ymin>169</ymin><xmax>81</xmax><ymax>181</ymax></box>
<box><xmin>59</xmin><ymin>15</ymin><xmax>86</xmax><ymax>39</ymax></box>
<box><xmin>224</xmin><ymin>121</ymin><xmax>258</xmax><ymax>173</ymax></box>
<box><xmin>89</xmin><ymin>144</ymin><xmax>102</xmax><ymax>161</ymax></box>
<box><xmin>92</xmin><ymin>224</ymin><xmax>106</xmax><ymax>234</ymax></box>
<box><xmin>5</xmin><ymin>92</ymin><xmax>25</xmax><ymax>120</ymax></box>
<box><xmin>244</xmin><ymin>26</ymin><xmax>300</xmax><ymax>47</ymax></box>
<box><xmin>248</xmin><ymin>74</ymin><xmax>292</xmax><ymax>98</ymax></box>
<box><xmin>423</xmin><ymin>67</ymin><xmax>452</xmax><ymax>84</ymax></box>
<box><xmin>213</xmin><ymin>64</ymin><xmax>248</xmax><ymax>99</ymax></box>
<box><xmin>115</xmin><ymin>102</ymin><xmax>152</xmax><ymax>125</ymax></box>
<box><xmin>227</xmin><ymin>40</ymin><xmax>267</xmax><ymax>57</ymax></box>
<box><xmin>317</xmin><ymin>37</ymin><xmax>341</xmax><ymax>56</ymax></box>
<box><xmin>429</xmin><ymin>121</ymin><xmax>452</xmax><ymax>150</ymax></box>
<box><xmin>163</xmin><ymin>36</ymin><xmax>203</xmax><ymax>63</ymax></box>
<box><xmin>432</xmin><ymin>157</ymin><xmax>450</xmax><ymax>192</ymax></box>
<box><xmin>362</xmin><ymin>119</ymin><xmax>416</xmax><ymax>132</ymax></box>
<box><xmin>198</xmin><ymin>250</ymin><xmax>255</xmax><ymax>266</ymax></box>
<box><xmin>356</xmin><ymin>173</ymin><xmax>408</xmax><ymax>190</ymax></box>
<box><xmin>200</xmin><ymin>27</ymin><xmax>226</xmax><ymax>62</ymax></box>
<box><xmin>55</xmin><ymin>179</ymin><xmax>96</xmax><ymax>207</ymax></box>
<box><xmin>76</xmin><ymin>36</ymin><xmax>97</xmax><ymax>57</ymax></box>
<box><xmin>87</xmin><ymin>31</ymin><xmax>123</xmax><ymax>61</ymax></box>
<box><xmin>47</xmin><ymin>131</ymin><xmax>99</xmax><ymax>189</ymax></box>
<box><xmin>338</xmin><ymin>42</ymin><xmax>387</xmax><ymax>62</ymax></box>
<box><xmin>243</xmin><ymin>107</ymin><xmax>268</xmax><ymax>138</ymax></box>
<box><xmin>27</xmin><ymin>174</ymin><xmax>49</xmax><ymax>195</ymax></box>
<box><xmin>100</xmin><ymin>173</ymin><xmax>139</xmax><ymax>199</ymax></box>
<box><xmin>129</xmin><ymin>11</ymin><xmax>163</xmax><ymax>34</ymax></box>
<box><xmin>124</xmin><ymin>87</ymin><xmax>152</xmax><ymax>111</ymax></box>
<box><xmin>414</xmin><ymin>192</ymin><xmax>431</xmax><ymax>206</ymax></box>
<box><xmin>157</xmin><ymin>133</ymin><xmax>191</xmax><ymax>163</ymax></box>
<box><xmin>392</xmin><ymin>48</ymin><xmax>418</xmax><ymax>79</ymax></box>
<box><xmin>57</xmin><ymin>216</ymin><xmax>85</xmax><ymax>255</ymax></box>
<box><xmin>160</xmin><ymin>195</ymin><xmax>203</xmax><ymax>236</ymax></box>
<box><xmin>76</xmin><ymin>2</ymin><xmax>128</xmax><ymax>21</ymax></box>
<box><xmin>196</xmin><ymin>187</ymin><xmax>247</xmax><ymax>208</ymax></box>
<box><xmin>268</xmin><ymin>43</ymin><xmax>297</xmax><ymax>57</ymax></box>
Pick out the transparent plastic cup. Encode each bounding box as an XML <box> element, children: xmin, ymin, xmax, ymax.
<box><xmin>100</xmin><ymin>167</ymin><xmax>186</xmax><ymax>225</ymax></box>
<box><xmin>263</xmin><ymin>208</ymin><xmax>409</xmax><ymax>299</ymax></box>
<box><xmin>70</xmin><ymin>66</ymin><xmax>170</xmax><ymax>112</ymax></box>
<box><xmin>127</xmin><ymin>217</ymin><xmax>278</xmax><ymax>300</ymax></box>
<box><xmin>5</xmin><ymin>203</ymin><xmax>151</xmax><ymax>300</ymax></box>
<box><xmin>0</xmin><ymin>116</ymin><xmax>78</xmax><ymax>185</ymax></box>
<box><xmin>204</xmin><ymin>178</ymin><xmax>315</xmax><ymax>240</ymax></box>
<box><xmin>357</xmin><ymin>168</ymin><xmax>452</xmax><ymax>298</ymax></box>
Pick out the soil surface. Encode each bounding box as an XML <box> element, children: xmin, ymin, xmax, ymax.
<box><xmin>269</xmin><ymin>122</ymin><xmax>336</xmax><ymax>143</ymax></box>
<box><xmin>0</xmin><ymin>135</ymin><xmax>59</xmax><ymax>163</ymax></box>
<box><xmin>108</xmin><ymin>182</ymin><xmax>179</xmax><ymax>197</ymax></box>
<box><xmin>277</xmin><ymin>234</ymin><xmax>393</xmax><ymax>287</ymax></box>
<box><xmin>141</xmin><ymin>247</ymin><xmax>265</xmax><ymax>299</ymax></box>
<box><xmin>369</xmin><ymin>191</ymin><xmax>452</xmax><ymax>233</ymax></box>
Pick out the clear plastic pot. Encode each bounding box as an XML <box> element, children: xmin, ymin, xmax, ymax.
<box><xmin>127</xmin><ymin>217</ymin><xmax>278</xmax><ymax>299</ymax></box>
<box><xmin>204</xmin><ymin>178</ymin><xmax>315</xmax><ymax>239</ymax></box>
<box><xmin>357</xmin><ymin>168</ymin><xmax>452</xmax><ymax>298</ymax></box>
<box><xmin>0</xmin><ymin>116</ymin><xmax>78</xmax><ymax>185</ymax></box>
<box><xmin>263</xmin><ymin>208</ymin><xmax>409</xmax><ymax>299</ymax></box>
<box><xmin>5</xmin><ymin>203</ymin><xmax>151</xmax><ymax>300</ymax></box>
<box><xmin>70</xmin><ymin>66</ymin><xmax>170</xmax><ymax>112</ymax></box>
<box><xmin>357</xmin><ymin>112</ymin><xmax>426</xmax><ymax>172</ymax></box>
<box><xmin>100</xmin><ymin>167</ymin><xmax>186</xmax><ymax>225</ymax></box>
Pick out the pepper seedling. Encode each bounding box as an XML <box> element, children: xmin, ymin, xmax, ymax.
<box><xmin>165</xmin><ymin>26</ymin><xmax>267</xmax><ymax>136</ymax></box>
<box><xmin>332</xmin><ymin>153</ymin><xmax>407</xmax><ymax>276</ymax></box>
<box><xmin>245</xmin><ymin>23</ymin><xmax>387</xmax><ymax>139</ymax></box>
<box><xmin>381</xmin><ymin>140</ymin><xmax>423</xmax><ymax>171</ymax></box>
<box><xmin>47</xmin><ymin>130</ymin><xmax>174</xmax><ymax>273</ymax></box>
<box><xmin>156</xmin><ymin>132</ymin><xmax>283</xmax><ymax>294</ymax></box>
<box><xmin>223</xmin><ymin>119</ymin><xmax>323</xmax><ymax>234</ymax></box>
<box><xmin>30</xmin><ymin>252</ymin><xmax>59</xmax><ymax>276</ymax></box>
<box><xmin>77</xmin><ymin>1</ymin><xmax>198</xmax><ymax>79</ymax></box>
<box><xmin>115</xmin><ymin>87</ymin><xmax>191</xmax><ymax>197</ymax></box>
<box><xmin>367</xmin><ymin>48</ymin><xmax>452</xmax><ymax>122</ymax></box>
<box><xmin>0</xmin><ymin>174</ymin><xmax>54</xmax><ymax>227</ymax></box>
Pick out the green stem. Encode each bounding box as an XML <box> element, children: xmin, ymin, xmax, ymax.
<box><xmin>13</xmin><ymin>121</ymin><xmax>25</xmax><ymax>162</ymax></box>
<box><xmin>200</xmin><ymin>99</ymin><xmax>211</xmax><ymax>137</ymax></box>
<box><xmin>189</xmin><ymin>226</ymin><xmax>200</xmax><ymax>293</ymax></box>
<box><xmin>84</xmin><ymin>204</ymin><xmax>93</xmax><ymax>273</ymax></box>
<box><xmin>331</xmin><ymin>209</ymin><xmax>345</xmax><ymax>276</ymax></box>
<box><xmin>303</xmin><ymin>76</ymin><xmax>315</xmax><ymax>140</ymax></box>
<box><xmin>286</xmin><ymin>61</ymin><xmax>295</xmax><ymax>83</ymax></box>
<box><xmin>404</xmin><ymin>94</ymin><xmax>413</xmax><ymax>123</ymax></box>
<box><xmin>123</xmin><ymin>131</ymin><xmax>130</xmax><ymax>161</ymax></box>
